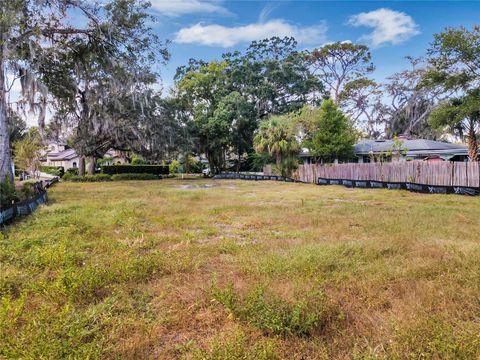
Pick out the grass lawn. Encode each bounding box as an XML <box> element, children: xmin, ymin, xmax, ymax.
<box><xmin>1</xmin><ymin>179</ymin><xmax>480</xmax><ymax>359</ymax></box>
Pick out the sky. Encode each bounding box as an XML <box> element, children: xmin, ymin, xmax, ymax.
<box><xmin>148</xmin><ymin>0</ymin><xmax>480</xmax><ymax>92</ymax></box>
<box><xmin>12</xmin><ymin>0</ymin><xmax>480</xmax><ymax>126</ymax></box>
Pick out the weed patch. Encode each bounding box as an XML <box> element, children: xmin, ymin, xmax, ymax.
<box><xmin>191</xmin><ymin>331</ymin><xmax>279</xmax><ymax>360</ymax></box>
<box><xmin>213</xmin><ymin>284</ymin><xmax>330</xmax><ymax>337</ymax></box>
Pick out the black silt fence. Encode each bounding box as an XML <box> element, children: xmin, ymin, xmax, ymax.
<box><xmin>213</xmin><ymin>173</ymin><xmax>298</xmax><ymax>182</ymax></box>
<box><xmin>0</xmin><ymin>177</ymin><xmax>58</xmax><ymax>226</ymax></box>
<box><xmin>317</xmin><ymin>177</ymin><xmax>480</xmax><ymax>196</ymax></box>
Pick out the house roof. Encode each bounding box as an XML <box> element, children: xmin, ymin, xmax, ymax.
<box><xmin>47</xmin><ymin>148</ymin><xmax>78</xmax><ymax>161</ymax></box>
<box><xmin>354</xmin><ymin>139</ymin><xmax>467</xmax><ymax>156</ymax></box>
<box><xmin>299</xmin><ymin>139</ymin><xmax>470</xmax><ymax>160</ymax></box>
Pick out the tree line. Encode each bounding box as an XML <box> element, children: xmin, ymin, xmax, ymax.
<box><xmin>1</xmin><ymin>0</ymin><xmax>480</xmax><ymax>185</ymax></box>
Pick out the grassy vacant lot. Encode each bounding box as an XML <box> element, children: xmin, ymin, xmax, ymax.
<box><xmin>1</xmin><ymin>179</ymin><xmax>480</xmax><ymax>359</ymax></box>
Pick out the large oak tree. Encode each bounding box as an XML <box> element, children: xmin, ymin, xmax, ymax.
<box><xmin>426</xmin><ymin>26</ymin><xmax>480</xmax><ymax>160</ymax></box>
<box><xmin>0</xmin><ymin>0</ymin><xmax>167</xmax><ymax>181</ymax></box>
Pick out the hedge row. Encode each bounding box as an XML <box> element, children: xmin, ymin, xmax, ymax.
<box><xmin>112</xmin><ymin>173</ymin><xmax>158</xmax><ymax>181</ymax></box>
<box><xmin>65</xmin><ymin>173</ymin><xmax>160</xmax><ymax>182</ymax></box>
<box><xmin>68</xmin><ymin>174</ymin><xmax>113</xmax><ymax>182</ymax></box>
<box><xmin>102</xmin><ymin>165</ymin><xmax>169</xmax><ymax>175</ymax></box>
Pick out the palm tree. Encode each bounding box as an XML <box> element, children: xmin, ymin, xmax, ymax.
<box><xmin>254</xmin><ymin>115</ymin><xmax>300</xmax><ymax>176</ymax></box>
<box><xmin>430</xmin><ymin>90</ymin><xmax>480</xmax><ymax>161</ymax></box>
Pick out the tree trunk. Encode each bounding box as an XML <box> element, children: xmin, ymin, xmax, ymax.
<box><xmin>236</xmin><ymin>148</ymin><xmax>240</xmax><ymax>173</ymax></box>
<box><xmin>205</xmin><ymin>153</ymin><xmax>213</xmax><ymax>175</ymax></box>
<box><xmin>466</xmin><ymin>118</ymin><xmax>478</xmax><ymax>161</ymax></box>
<box><xmin>78</xmin><ymin>157</ymin><xmax>86</xmax><ymax>176</ymax></box>
<box><xmin>0</xmin><ymin>42</ymin><xmax>13</xmax><ymax>183</ymax></box>
<box><xmin>87</xmin><ymin>156</ymin><xmax>95</xmax><ymax>175</ymax></box>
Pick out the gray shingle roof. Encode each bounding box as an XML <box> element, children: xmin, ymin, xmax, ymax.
<box><xmin>48</xmin><ymin>149</ymin><xmax>78</xmax><ymax>161</ymax></box>
<box><xmin>354</xmin><ymin>139</ymin><xmax>467</xmax><ymax>154</ymax></box>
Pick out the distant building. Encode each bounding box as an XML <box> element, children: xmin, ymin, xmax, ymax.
<box><xmin>100</xmin><ymin>149</ymin><xmax>130</xmax><ymax>165</ymax></box>
<box><xmin>300</xmin><ymin>138</ymin><xmax>471</xmax><ymax>164</ymax></box>
<box><xmin>42</xmin><ymin>143</ymin><xmax>80</xmax><ymax>170</ymax></box>
<box><xmin>355</xmin><ymin>139</ymin><xmax>470</xmax><ymax>163</ymax></box>
<box><xmin>41</xmin><ymin>142</ymin><xmax>128</xmax><ymax>170</ymax></box>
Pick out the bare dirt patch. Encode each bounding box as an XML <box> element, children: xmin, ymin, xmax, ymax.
<box><xmin>176</xmin><ymin>183</ymin><xmax>237</xmax><ymax>189</ymax></box>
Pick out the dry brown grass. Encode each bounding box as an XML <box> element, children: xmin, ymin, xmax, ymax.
<box><xmin>1</xmin><ymin>179</ymin><xmax>480</xmax><ymax>359</ymax></box>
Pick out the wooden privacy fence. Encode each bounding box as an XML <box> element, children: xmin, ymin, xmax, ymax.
<box><xmin>290</xmin><ymin>162</ymin><xmax>480</xmax><ymax>188</ymax></box>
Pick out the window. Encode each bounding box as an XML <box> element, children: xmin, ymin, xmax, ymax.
<box><xmin>72</xmin><ymin>162</ymin><xmax>77</xmax><ymax>168</ymax></box>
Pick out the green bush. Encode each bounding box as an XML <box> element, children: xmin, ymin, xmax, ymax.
<box><xmin>102</xmin><ymin>165</ymin><xmax>168</xmax><ymax>175</ymax></box>
<box><xmin>183</xmin><ymin>154</ymin><xmax>203</xmax><ymax>173</ymax></box>
<box><xmin>91</xmin><ymin>174</ymin><xmax>112</xmax><ymax>182</ymax></box>
<box><xmin>96</xmin><ymin>156</ymin><xmax>112</xmax><ymax>167</ymax></box>
<box><xmin>67</xmin><ymin>174</ymin><xmax>112</xmax><ymax>182</ymax></box>
<box><xmin>64</xmin><ymin>173</ymin><xmax>160</xmax><ymax>182</ymax></box>
<box><xmin>0</xmin><ymin>179</ymin><xmax>17</xmax><ymax>209</ymax></box>
<box><xmin>68</xmin><ymin>176</ymin><xmax>86</xmax><ymax>182</ymax></box>
<box><xmin>130</xmin><ymin>155</ymin><xmax>147</xmax><ymax>165</ymax></box>
<box><xmin>213</xmin><ymin>284</ymin><xmax>328</xmax><ymax>337</ymax></box>
<box><xmin>40</xmin><ymin>166</ymin><xmax>64</xmax><ymax>178</ymax></box>
<box><xmin>17</xmin><ymin>182</ymin><xmax>37</xmax><ymax>200</ymax></box>
<box><xmin>111</xmin><ymin>173</ymin><xmax>159</xmax><ymax>181</ymax></box>
<box><xmin>169</xmin><ymin>160</ymin><xmax>180</xmax><ymax>174</ymax></box>
<box><xmin>62</xmin><ymin>172</ymin><xmax>73</xmax><ymax>181</ymax></box>
<box><xmin>66</xmin><ymin>168</ymin><xmax>78</xmax><ymax>176</ymax></box>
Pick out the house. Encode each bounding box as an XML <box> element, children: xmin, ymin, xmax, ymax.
<box><xmin>300</xmin><ymin>138</ymin><xmax>471</xmax><ymax>164</ymax></box>
<box><xmin>354</xmin><ymin>139</ymin><xmax>470</xmax><ymax>163</ymax></box>
<box><xmin>41</xmin><ymin>142</ymin><xmax>129</xmax><ymax>170</ymax></box>
<box><xmin>99</xmin><ymin>149</ymin><xmax>130</xmax><ymax>165</ymax></box>
<box><xmin>42</xmin><ymin>143</ymin><xmax>80</xmax><ymax>170</ymax></box>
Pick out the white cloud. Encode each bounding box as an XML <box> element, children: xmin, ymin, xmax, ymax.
<box><xmin>348</xmin><ymin>8</ymin><xmax>419</xmax><ymax>47</ymax></box>
<box><xmin>175</xmin><ymin>19</ymin><xmax>328</xmax><ymax>47</ymax></box>
<box><xmin>149</xmin><ymin>0</ymin><xmax>229</xmax><ymax>17</ymax></box>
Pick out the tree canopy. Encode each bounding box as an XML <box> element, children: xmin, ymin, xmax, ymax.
<box><xmin>300</xmin><ymin>99</ymin><xmax>357</xmax><ymax>163</ymax></box>
<box><xmin>308</xmin><ymin>42</ymin><xmax>374</xmax><ymax>103</ymax></box>
<box><xmin>430</xmin><ymin>90</ymin><xmax>480</xmax><ymax>160</ymax></box>
<box><xmin>3</xmin><ymin>17</ymin><xmax>480</xmax><ymax>184</ymax></box>
<box><xmin>426</xmin><ymin>26</ymin><xmax>480</xmax><ymax>160</ymax></box>
<box><xmin>174</xmin><ymin>37</ymin><xmax>323</xmax><ymax>173</ymax></box>
<box><xmin>0</xmin><ymin>0</ymin><xmax>169</xmax><ymax>181</ymax></box>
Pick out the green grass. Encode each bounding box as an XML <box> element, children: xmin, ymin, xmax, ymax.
<box><xmin>1</xmin><ymin>179</ymin><xmax>480</xmax><ymax>359</ymax></box>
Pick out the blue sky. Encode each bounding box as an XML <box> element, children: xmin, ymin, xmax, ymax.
<box><xmin>148</xmin><ymin>0</ymin><xmax>480</xmax><ymax>92</ymax></box>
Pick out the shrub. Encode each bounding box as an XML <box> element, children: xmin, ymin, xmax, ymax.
<box><xmin>213</xmin><ymin>284</ymin><xmax>328</xmax><ymax>337</ymax></box>
<box><xmin>96</xmin><ymin>156</ymin><xmax>112</xmax><ymax>167</ymax></box>
<box><xmin>17</xmin><ymin>182</ymin><xmax>37</xmax><ymax>200</ymax></box>
<box><xmin>62</xmin><ymin>172</ymin><xmax>72</xmax><ymax>181</ymax></box>
<box><xmin>68</xmin><ymin>176</ymin><xmax>85</xmax><ymax>182</ymax></box>
<box><xmin>67</xmin><ymin>174</ymin><xmax>112</xmax><ymax>182</ymax></box>
<box><xmin>184</xmin><ymin>154</ymin><xmax>203</xmax><ymax>173</ymax></box>
<box><xmin>91</xmin><ymin>174</ymin><xmax>112</xmax><ymax>182</ymax></box>
<box><xmin>40</xmin><ymin>166</ymin><xmax>64</xmax><ymax>178</ymax></box>
<box><xmin>66</xmin><ymin>168</ymin><xmax>78</xmax><ymax>176</ymax></box>
<box><xmin>0</xmin><ymin>179</ymin><xmax>17</xmax><ymax>209</ymax></box>
<box><xmin>102</xmin><ymin>165</ymin><xmax>168</xmax><ymax>175</ymax></box>
<box><xmin>130</xmin><ymin>155</ymin><xmax>147</xmax><ymax>165</ymax></box>
<box><xmin>169</xmin><ymin>160</ymin><xmax>180</xmax><ymax>174</ymax></box>
<box><xmin>111</xmin><ymin>173</ymin><xmax>159</xmax><ymax>181</ymax></box>
<box><xmin>63</xmin><ymin>173</ymin><xmax>161</xmax><ymax>182</ymax></box>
